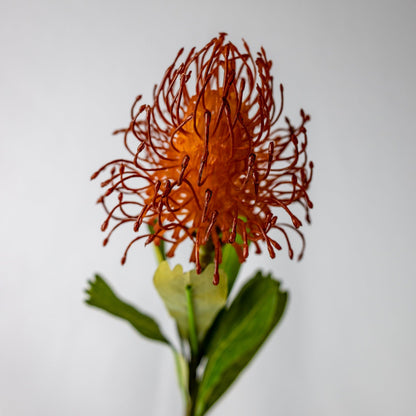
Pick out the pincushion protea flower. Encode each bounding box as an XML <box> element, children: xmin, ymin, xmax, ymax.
<box><xmin>92</xmin><ymin>33</ymin><xmax>313</xmax><ymax>284</ymax></box>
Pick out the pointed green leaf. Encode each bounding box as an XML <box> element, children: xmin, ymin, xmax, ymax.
<box><xmin>173</xmin><ymin>350</ymin><xmax>190</xmax><ymax>406</ymax></box>
<box><xmin>195</xmin><ymin>272</ymin><xmax>288</xmax><ymax>416</ymax></box>
<box><xmin>220</xmin><ymin>243</ymin><xmax>241</xmax><ymax>293</ymax></box>
<box><xmin>153</xmin><ymin>262</ymin><xmax>227</xmax><ymax>341</ymax></box>
<box><xmin>220</xmin><ymin>230</ymin><xmax>250</xmax><ymax>294</ymax></box>
<box><xmin>85</xmin><ymin>274</ymin><xmax>169</xmax><ymax>344</ymax></box>
<box><xmin>147</xmin><ymin>223</ymin><xmax>166</xmax><ymax>263</ymax></box>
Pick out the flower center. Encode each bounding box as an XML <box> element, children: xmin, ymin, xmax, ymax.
<box><xmin>159</xmin><ymin>87</ymin><xmax>253</xmax><ymax>220</ymax></box>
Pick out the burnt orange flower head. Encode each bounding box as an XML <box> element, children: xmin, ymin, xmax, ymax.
<box><xmin>92</xmin><ymin>33</ymin><xmax>313</xmax><ymax>284</ymax></box>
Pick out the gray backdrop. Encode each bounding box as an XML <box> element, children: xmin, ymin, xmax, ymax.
<box><xmin>1</xmin><ymin>0</ymin><xmax>415</xmax><ymax>415</ymax></box>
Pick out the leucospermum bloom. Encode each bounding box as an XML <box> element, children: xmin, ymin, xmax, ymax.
<box><xmin>92</xmin><ymin>33</ymin><xmax>313</xmax><ymax>284</ymax></box>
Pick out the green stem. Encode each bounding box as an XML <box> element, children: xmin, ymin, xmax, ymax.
<box><xmin>185</xmin><ymin>284</ymin><xmax>200</xmax><ymax>416</ymax></box>
<box><xmin>186</xmin><ymin>361</ymin><xmax>197</xmax><ymax>416</ymax></box>
<box><xmin>185</xmin><ymin>285</ymin><xmax>198</xmax><ymax>357</ymax></box>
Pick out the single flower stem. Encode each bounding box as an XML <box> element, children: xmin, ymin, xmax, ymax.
<box><xmin>185</xmin><ymin>284</ymin><xmax>198</xmax><ymax>357</ymax></box>
<box><xmin>185</xmin><ymin>284</ymin><xmax>199</xmax><ymax>416</ymax></box>
<box><xmin>186</xmin><ymin>361</ymin><xmax>198</xmax><ymax>416</ymax></box>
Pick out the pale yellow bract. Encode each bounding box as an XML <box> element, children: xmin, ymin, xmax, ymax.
<box><xmin>153</xmin><ymin>262</ymin><xmax>227</xmax><ymax>341</ymax></box>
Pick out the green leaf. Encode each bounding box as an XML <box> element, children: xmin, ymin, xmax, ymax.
<box><xmin>173</xmin><ymin>349</ymin><xmax>190</xmax><ymax>406</ymax></box>
<box><xmin>220</xmin><ymin>229</ymin><xmax>250</xmax><ymax>294</ymax></box>
<box><xmin>153</xmin><ymin>262</ymin><xmax>227</xmax><ymax>341</ymax></box>
<box><xmin>147</xmin><ymin>223</ymin><xmax>166</xmax><ymax>263</ymax></box>
<box><xmin>195</xmin><ymin>272</ymin><xmax>288</xmax><ymax>416</ymax></box>
<box><xmin>220</xmin><ymin>243</ymin><xmax>241</xmax><ymax>294</ymax></box>
<box><xmin>85</xmin><ymin>274</ymin><xmax>169</xmax><ymax>344</ymax></box>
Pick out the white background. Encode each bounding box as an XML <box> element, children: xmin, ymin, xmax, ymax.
<box><xmin>1</xmin><ymin>0</ymin><xmax>415</xmax><ymax>415</ymax></box>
